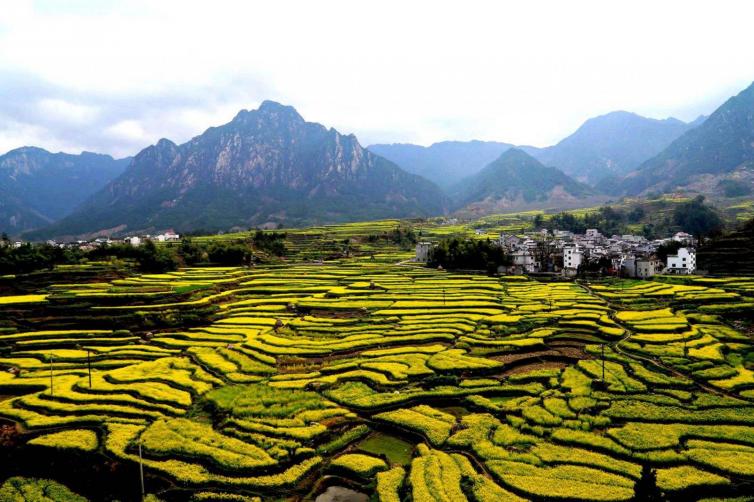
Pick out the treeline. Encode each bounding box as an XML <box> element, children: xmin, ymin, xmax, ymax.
<box><xmin>534</xmin><ymin>206</ymin><xmax>644</xmax><ymax>236</ymax></box>
<box><xmin>0</xmin><ymin>242</ymin><xmax>85</xmax><ymax>275</ymax></box>
<box><xmin>533</xmin><ymin>196</ymin><xmax>723</xmax><ymax>241</ymax></box>
<box><xmin>366</xmin><ymin>225</ymin><xmax>418</xmax><ymax>249</ymax></box>
<box><xmin>0</xmin><ymin>231</ymin><xmax>287</xmax><ymax>275</ymax></box>
<box><xmin>427</xmin><ymin>238</ymin><xmax>510</xmax><ymax>274</ymax></box>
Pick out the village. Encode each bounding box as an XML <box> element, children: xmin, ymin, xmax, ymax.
<box><xmin>415</xmin><ymin>228</ymin><xmax>698</xmax><ymax>277</ymax></box>
<box><xmin>3</xmin><ymin>225</ymin><xmax>699</xmax><ymax>279</ymax></box>
<box><xmin>0</xmin><ymin>230</ymin><xmax>181</xmax><ymax>252</ymax></box>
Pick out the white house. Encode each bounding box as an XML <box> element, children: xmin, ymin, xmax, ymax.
<box><xmin>554</xmin><ymin>230</ymin><xmax>574</xmax><ymax>240</ymax></box>
<box><xmin>499</xmin><ymin>233</ymin><xmax>522</xmax><ymax>250</ymax></box>
<box><xmin>415</xmin><ymin>242</ymin><xmax>432</xmax><ymax>262</ymax></box>
<box><xmin>585</xmin><ymin>228</ymin><xmax>601</xmax><ymax>239</ymax></box>
<box><xmin>126</xmin><ymin>236</ymin><xmax>142</xmax><ymax>247</ymax></box>
<box><xmin>155</xmin><ymin>231</ymin><xmax>180</xmax><ymax>242</ymax></box>
<box><xmin>636</xmin><ymin>257</ymin><xmax>662</xmax><ymax>278</ymax></box>
<box><xmin>666</xmin><ymin>247</ymin><xmax>696</xmax><ymax>274</ymax></box>
<box><xmin>673</xmin><ymin>232</ymin><xmax>694</xmax><ymax>243</ymax></box>
<box><xmin>512</xmin><ymin>249</ymin><xmax>537</xmax><ymax>273</ymax></box>
<box><xmin>622</xmin><ymin>255</ymin><xmax>662</xmax><ymax>278</ymax></box>
<box><xmin>563</xmin><ymin>245</ymin><xmax>583</xmax><ymax>271</ymax></box>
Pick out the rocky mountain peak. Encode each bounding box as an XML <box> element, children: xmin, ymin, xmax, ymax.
<box><xmin>33</xmin><ymin>101</ymin><xmax>447</xmax><ymax>237</ymax></box>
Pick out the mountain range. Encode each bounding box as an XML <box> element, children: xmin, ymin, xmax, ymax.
<box><xmin>368</xmin><ymin>140</ymin><xmax>513</xmax><ymax>189</ymax></box>
<box><xmin>522</xmin><ymin>111</ymin><xmax>703</xmax><ymax>184</ymax></box>
<box><xmin>30</xmin><ymin>101</ymin><xmax>447</xmax><ymax>239</ymax></box>
<box><xmin>369</xmin><ymin>112</ymin><xmax>704</xmax><ymax>187</ymax></box>
<box><xmin>611</xmin><ymin>82</ymin><xmax>754</xmax><ymax>197</ymax></box>
<box><xmin>451</xmin><ymin>148</ymin><xmax>599</xmax><ymax>216</ymax></box>
<box><xmin>0</xmin><ymin>148</ymin><xmax>129</xmax><ymax>234</ymax></box>
<box><xmin>5</xmin><ymin>80</ymin><xmax>754</xmax><ymax>239</ymax></box>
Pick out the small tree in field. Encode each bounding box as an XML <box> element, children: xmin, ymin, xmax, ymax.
<box><xmin>633</xmin><ymin>465</ymin><xmax>664</xmax><ymax>502</ymax></box>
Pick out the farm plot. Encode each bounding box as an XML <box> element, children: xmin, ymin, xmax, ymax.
<box><xmin>1</xmin><ymin>263</ymin><xmax>754</xmax><ymax>500</ymax></box>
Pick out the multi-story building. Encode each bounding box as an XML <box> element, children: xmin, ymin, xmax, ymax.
<box><xmin>666</xmin><ymin>247</ymin><xmax>696</xmax><ymax>274</ymax></box>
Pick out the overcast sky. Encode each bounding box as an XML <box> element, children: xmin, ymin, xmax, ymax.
<box><xmin>2</xmin><ymin>0</ymin><xmax>754</xmax><ymax>158</ymax></box>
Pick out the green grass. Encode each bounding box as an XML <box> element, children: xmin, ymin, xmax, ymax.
<box><xmin>356</xmin><ymin>433</ymin><xmax>415</xmax><ymax>466</ymax></box>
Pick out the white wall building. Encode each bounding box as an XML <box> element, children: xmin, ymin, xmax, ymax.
<box><xmin>512</xmin><ymin>249</ymin><xmax>537</xmax><ymax>273</ymax></box>
<box><xmin>623</xmin><ymin>255</ymin><xmax>662</xmax><ymax>278</ymax></box>
<box><xmin>126</xmin><ymin>236</ymin><xmax>142</xmax><ymax>247</ymax></box>
<box><xmin>673</xmin><ymin>232</ymin><xmax>694</xmax><ymax>243</ymax></box>
<box><xmin>636</xmin><ymin>258</ymin><xmax>662</xmax><ymax>278</ymax></box>
<box><xmin>563</xmin><ymin>245</ymin><xmax>583</xmax><ymax>271</ymax></box>
<box><xmin>585</xmin><ymin>228</ymin><xmax>601</xmax><ymax>239</ymax></box>
<box><xmin>666</xmin><ymin>247</ymin><xmax>696</xmax><ymax>274</ymax></box>
<box><xmin>155</xmin><ymin>231</ymin><xmax>180</xmax><ymax>242</ymax></box>
<box><xmin>415</xmin><ymin>242</ymin><xmax>432</xmax><ymax>262</ymax></box>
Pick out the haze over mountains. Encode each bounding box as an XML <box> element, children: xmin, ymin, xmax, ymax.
<box><xmin>370</xmin><ymin>111</ymin><xmax>704</xmax><ymax>187</ymax></box>
<box><xmin>3</xmin><ymin>80</ymin><xmax>754</xmax><ymax>239</ymax></box>
<box><xmin>612</xmin><ymin>81</ymin><xmax>754</xmax><ymax>197</ymax></box>
<box><xmin>451</xmin><ymin>149</ymin><xmax>599</xmax><ymax>216</ymax></box>
<box><xmin>522</xmin><ymin>111</ymin><xmax>704</xmax><ymax>185</ymax></box>
<box><xmin>0</xmin><ymin>148</ymin><xmax>129</xmax><ymax>233</ymax></box>
<box><xmin>368</xmin><ymin>141</ymin><xmax>514</xmax><ymax>189</ymax></box>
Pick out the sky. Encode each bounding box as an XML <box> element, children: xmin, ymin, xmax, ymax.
<box><xmin>2</xmin><ymin>0</ymin><xmax>754</xmax><ymax>158</ymax></box>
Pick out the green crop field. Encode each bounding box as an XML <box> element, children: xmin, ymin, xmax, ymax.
<box><xmin>1</xmin><ymin>225</ymin><xmax>754</xmax><ymax>501</ymax></box>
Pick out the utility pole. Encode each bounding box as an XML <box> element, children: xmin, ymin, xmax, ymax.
<box><xmin>49</xmin><ymin>356</ymin><xmax>54</xmax><ymax>396</ymax></box>
<box><xmin>601</xmin><ymin>344</ymin><xmax>606</xmax><ymax>382</ymax></box>
<box><xmin>138</xmin><ymin>440</ymin><xmax>145</xmax><ymax>501</ymax></box>
<box><xmin>87</xmin><ymin>349</ymin><xmax>92</xmax><ymax>388</ymax></box>
<box><xmin>443</xmin><ymin>288</ymin><xmax>446</xmax><ymax>305</ymax></box>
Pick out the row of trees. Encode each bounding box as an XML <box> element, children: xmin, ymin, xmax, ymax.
<box><xmin>0</xmin><ymin>231</ymin><xmax>288</xmax><ymax>275</ymax></box>
<box><xmin>534</xmin><ymin>205</ymin><xmax>644</xmax><ymax>237</ymax></box>
<box><xmin>427</xmin><ymin>238</ymin><xmax>510</xmax><ymax>274</ymax></box>
<box><xmin>533</xmin><ymin>196</ymin><xmax>724</xmax><ymax>242</ymax></box>
<box><xmin>366</xmin><ymin>225</ymin><xmax>419</xmax><ymax>250</ymax></box>
<box><xmin>0</xmin><ymin>243</ymin><xmax>85</xmax><ymax>275</ymax></box>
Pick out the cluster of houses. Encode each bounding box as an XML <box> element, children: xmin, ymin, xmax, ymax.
<box><xmin>416</xmin><ymin>228</ymin><xmax>698</xmax><ymax>278</ymax></box>
<box><xmin>2</xmin><ymin>231</ymin><xmax>181</xmax><ymax>251</ymax></box>
<box><xmin>122</xmin><ymin>231</ymin><xmax>181</xmax><ymax>247</ymax></box>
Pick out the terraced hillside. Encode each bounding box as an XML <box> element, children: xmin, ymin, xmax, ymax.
<box><xmin>1</xmin><ymin>256</ymin><xmax>754</xmax><ymax>501</ymax></box>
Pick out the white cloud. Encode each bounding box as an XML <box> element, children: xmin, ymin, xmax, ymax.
<box><xmin>0</xmin><ymin>120</ymin><xmax>69</xmax><ymax>154</ymax></box>
<box><xmin>36</xmin><ymin>98</ymin><xmax>99</xmax><ymax>124</ymax></box>
<box><xmin>1</xmin><ymin>0</ymin><xmax>754</xmax><ymax>155</ymax></box>
<box><xmin>104</xmin><ymin>120</ymin><xmax>146</xmax><ymax>142</ymax></box>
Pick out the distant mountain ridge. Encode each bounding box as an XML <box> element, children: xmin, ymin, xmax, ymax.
<box><xmin>0</xmin><ymin>147</ymin><xmax>130</xmax><ymax>234</ymax></box>
<box><xmin>370</xmin><ymin>111</ymin><xmax>698</xmax><ymax>189</ymax></box>
<box><xmin>613</xmin><ymin>81</ymin><xmax>754</xmax><ymax>197</ymax></box>
<box><xmin>367</xmin><ymin>140</ymin><xmax>513</xmax><ymax>189</ymax></box>
<box><xmin>451</xmin><ymin>148</ymin><xmax>600</xmax><ymax>216</ymax></box>
<box><xmin>522</xmin><ymin>111</ymin><xmax>697</xmax><ymax>184</ymax></box>
<box><xmin>33</xmin><ymin>101</ymin><xmax>448</xmax><ymax>238</ymax></box>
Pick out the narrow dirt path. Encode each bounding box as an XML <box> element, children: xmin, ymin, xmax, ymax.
<box><xmin>578</xmin><ymin>280</ymin><xmax>750</xmax><ymax>401</ymax></box>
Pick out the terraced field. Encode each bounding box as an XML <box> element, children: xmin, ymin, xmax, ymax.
<box><xmin>1</xmin><ymin>259</ymin><xmax>754</xmax><ymax>501</ymax></box>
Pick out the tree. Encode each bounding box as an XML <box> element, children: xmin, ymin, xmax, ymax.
<box><xmin>628</xmin><ymin>206</ymin><xmax>646</xmax><ymax>223</ymax></box>
<box><xmin>633</xmin><ymin>465</ymin><xmax>664</xmax><ymax>502</ymax></box>
<box><xmin>137</xmin><ymin>240</ymin><xmax>179</xmax><ymax>272</ymax></box>
<box><xmin>533</xmin><ymin>239</ymin><xmax>556</xmax><ymax>272</ymax></box>
<box><xmin>656</xmin><ymin>240</ymin><xmax>682</xmax><ymax>262</ymax></box>
<box><xmin>178</xmin><ymin>238</ymin><xmax>205</xmax><ymax>265</ymax></box>
<box><xmin>427</xmin><ymin>238</ymin><xmax>510</xmax><ymax>274</ymax></box>
<box><xmin>251</xmin><ymin>230</ymin><xmax>286</xmax><ymax>256</ymax></box>
<box><xmin>532</xmin><ymin>214</ymin><xmax>544</xmax><ymax>229</ymax></box>
<box><xmin>207</xmin><ymin>242</ymin><xmax>253</xmax><ymax>265</ymax></box>
<box><xmin>672</xmin><ymin>195</ymin><xmax>723</xmax><ymax>244</ymax></box>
